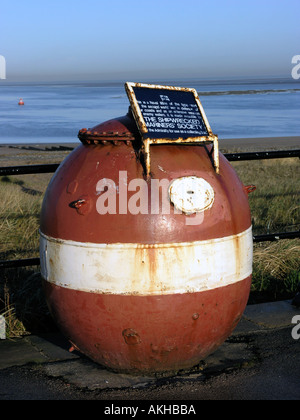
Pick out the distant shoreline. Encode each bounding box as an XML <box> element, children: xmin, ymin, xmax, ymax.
<box><xmin>219</xmin><ymin>136</ymin><xmax>300</xmax><ymax>150</ymax></box>
<box><xmin>1</xmin><ymin>136</ymin><xmax>299</xmax><ymax>151</ymax></box>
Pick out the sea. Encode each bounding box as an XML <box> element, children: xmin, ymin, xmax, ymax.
<box><xmin>0</xmin><ymin>76</ymin><xmax>299</xmax><ymax>144</ymax></box>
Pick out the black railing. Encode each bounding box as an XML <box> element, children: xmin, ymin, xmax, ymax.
<box><xmin>0</xmin><ymin>163</ymin><xmax>60</xmax><ymax>176</ymax></box>
<box><xmin>224</xmin><ymin>149</ymin><xmax>300</xmax><ymax>161</ymax></box>
<box><xmin>0</xmin><ymin>149</ymin><xmax>299</xmax><ymax>268</ymax></box>
<box><xmin>0</xmin><ymin>257</ymin><xmax>40</xmax><ymax>269</ymax></box>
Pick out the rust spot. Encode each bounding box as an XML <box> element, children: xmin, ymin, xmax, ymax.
<box><xmin>122</xmin><ymin>328</ymin><xmax>141</xmax><ymax>345</ymax></box>
<box><xmin>151</xmin><ymin>344</ymin><xmax>159</xmax><ymax>353</ymax></box>
<box><xmin>233</xmin><ymin>234</ymin><xmax>242</xmax><ymax>277</ymax></box>
<box><xmin>150</xmin><ymin>343</ymin><xmax>178</xmax><ymax>364</ymax></box>
<box><xmin>69</xmin><ymin>195</ymin><xmax>92</xmax><ymax>215</ymax></box>
<box><xmin>132</xmin><ymin>247</ymin><xmax>160</xmax><ymax>295</ymax></box>
<box><xmin>243</xmin><ymin>184</ymin><xmax>256</xmax><ymax>195</ymax></box>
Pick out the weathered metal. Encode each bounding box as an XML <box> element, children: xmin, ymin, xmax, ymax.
<box><xmin>40</xmin><ymin>85</ymin><xmax>254</xmax><ymax>374</ymax></box>
<box><xmin>0</xmin><ymin>147</ymin><xmax>297</xmax><ymax>270</ymax></box>
<box><xmin>125</xmin><ymin>82</ymin><xmax>220</xmax><ymax>176</ymax></box>
<box><xmin>1</xmin><ymin>149</ymin><xmax>299</xmax><ymax>177</ymax></box>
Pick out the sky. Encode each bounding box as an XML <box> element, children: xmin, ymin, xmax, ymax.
<box><xmin>0</xmin><ymin>0</ymin><xmax>300</xmax><ymax>82</ymax></box>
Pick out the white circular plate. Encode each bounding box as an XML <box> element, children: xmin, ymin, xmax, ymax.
<box><xmin>168</xmin><ymin>176</ymin><xmax>215</xmax><ymax>214</ymax></box>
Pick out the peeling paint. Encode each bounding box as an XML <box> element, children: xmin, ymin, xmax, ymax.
<box><xmin>168</xmin><ymin>176</ymin><xmax>215</xmax><ymax>214</ymax></box>
<box><xmin>40</xmin><ymin>227</ymin><xmax>252</xmax><ymax>296</ymax></box>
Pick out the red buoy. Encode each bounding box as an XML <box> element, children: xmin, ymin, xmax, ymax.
<box><xmin>40</xmin><ymin>84</ymin><xmax>254</xmax><ymax>375</ymax></box>
<box><xmin>18</xmin><ymin>98</ymin><xmax>24</xmax><ymax>106</ymax></box>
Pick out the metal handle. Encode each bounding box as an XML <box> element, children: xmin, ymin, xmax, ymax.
<box><xmin>244</xmin><ymin>185</ymin><xmax>256</xmax><ymax>195</ymax></box>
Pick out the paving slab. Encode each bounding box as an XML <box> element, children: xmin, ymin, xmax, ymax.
<box><xmin>27</xmin><ymin>333</ymin><xmax>79</xmax><ymax>362</ymax></box>
<box><xmin>0</xmin><ymin>337</ymin><xmax>47</xmax><ymax>369</ymax></box>
<box><xmin>41</xmin><ymin>336</ymin><xmax>254</xmax><ymax>391</ymax></box>
<box><xmin>242</xmin><ymin>300</ymin><xmax>299</xmax><ymax>329</ymax></box>
<box><xmin>0</xmin><ymin>300</ymin><xmax>299</xmax><ymax>394</ymax></box>
<box><xmin>0</xmin><ymin>333</ymin><xmax>78</xmax><ymax>370</ymax></box>
<box><xmin>43</xmin><ymin>359</ymin><xmax>156</xmax><ymax>391</ymax></box>
<box><xmin>0</xmin><ymin>331</ymin><xmax>255</xmax><ymax>390</ymax></box>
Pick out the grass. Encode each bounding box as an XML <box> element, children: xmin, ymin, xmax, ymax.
<box><xmin>0</xmin><ymin>176</ymin><xmax>43</xmax><ymax>260</ymax></box>
<box><xmin>232</xmin><ymin>157</ymin><xmax>300</xmax><ymax>303</ymax></box>
<box><xmin>232</xmin><ymin>158</ymin><xmax>300</xmax><ymax>235</ymax></box>
<box><xmin>251</xmin><ymin>240</ymin><xmax>300</xmax><ymax>303</ymax></box>
<box><xmin>0</xmin><ymin>152</ymin><xmax>299</xmax><ymax>337</ymax></box>
<box><xmin>0</xmin><ymin>174</ymin><xmax>55</xmax><ymax>336</ymax></box>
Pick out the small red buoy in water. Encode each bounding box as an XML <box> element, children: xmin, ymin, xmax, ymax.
<box><xmin>18</xmin><ymin>98</ymin><xmax>24</xmax><ymax>106</ymax></box>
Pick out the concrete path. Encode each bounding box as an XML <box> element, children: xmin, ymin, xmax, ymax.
<box><xmin>0</xmin><ymin>300</ymin><xmax>300</xmax><ymax>401</ymax></box>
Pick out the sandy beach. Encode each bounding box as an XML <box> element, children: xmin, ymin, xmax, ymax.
<box><xmin>0</xmin><ymin>136</ymin><xmax>299</xmax><ymax>167</ymax></box>
<box><xmin>220</xmin><ymin>136</ymin><xmax>300</xmax><ymax>151</ymax></box>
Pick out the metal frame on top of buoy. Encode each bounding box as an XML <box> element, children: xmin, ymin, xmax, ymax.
<box><xmin>125</xmin><ymin>82</ymin><xmax>219</xmax><ymax>177</ymax></box>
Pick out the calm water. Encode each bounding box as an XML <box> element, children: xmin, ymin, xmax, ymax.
<box><xmin>0</xmin><ymin>77</ymin><xmax>299</xmax><ymax>144</ymax></box>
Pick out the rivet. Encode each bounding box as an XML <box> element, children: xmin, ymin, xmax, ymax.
<box><xmin>192</xmin><ymin>313</ymin><xmax>199</xmax><ymax>320</ymax></box>
<box><xmin>122</xmin><ymin>328</ymin><xmax>141</xmax><ymax>345</ymax></box>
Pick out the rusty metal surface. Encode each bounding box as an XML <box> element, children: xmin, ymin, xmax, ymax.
<box><xmin>40</xmin><ymin>110</ymin><xmax>253</xmax><ymax>374</ymax></box>
<box><xmin>142</xmin><ymin>136</ymin><xmax>219</xmax><ymax>178</ymax></box>
<box><xmin>40</xmin><ymin>227</ymin><xmax>252</xmax><ymax>296</ymax></box>
<box><xmin>43</xmin><ymin>276</ymin><xmax>251</xmax><ymax>374</ymax></box>
<box><xmin>40</xmin><ymin>141</ymin><xmax>251</xmax><ymax>244</ymax></box>
<box><xmin>1</xmin><ymin>149</ymin><xmax>298</xmax><ymax>177</ymax></box>
<box><xmin>244</xmin><ymin>185</ymin><xmax>257</xmax><ymax>195</ymax></box>
<box><xmin>77</xmin><ymin>113</ymin><xmax>138</xmax><ymax>145</ymax></box>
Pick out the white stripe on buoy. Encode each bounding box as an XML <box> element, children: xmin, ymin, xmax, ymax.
<box><xmin>40</xmin><ymin>226</ymin><xmax>252</xmax><ymax>296</ymax></box>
